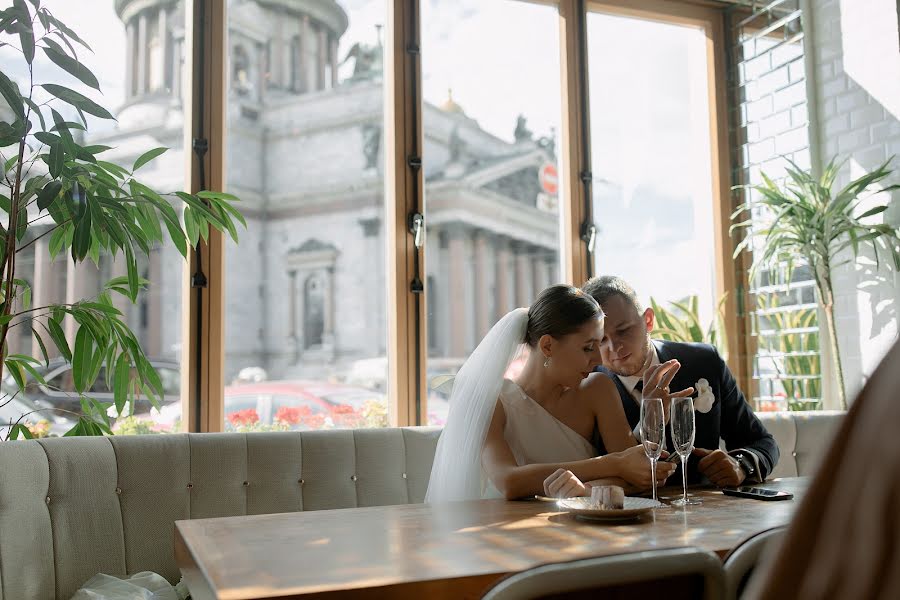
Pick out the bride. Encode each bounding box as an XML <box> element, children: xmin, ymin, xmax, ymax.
<box><xmin>425</xmin><ymin>284</ymin><xmax>687</xmax><ymax>502</ymax></box>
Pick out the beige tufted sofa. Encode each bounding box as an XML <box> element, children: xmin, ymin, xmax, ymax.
<box><xmin>0</xmin><ymin>412</ymin><xmax>842</xmax><ymax>600</ymax></box>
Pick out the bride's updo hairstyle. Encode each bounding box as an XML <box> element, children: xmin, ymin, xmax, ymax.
<box><xmin>524</xmin><ymin>284</ymin><xmax>603</xmax><ymax>347</ymax></box>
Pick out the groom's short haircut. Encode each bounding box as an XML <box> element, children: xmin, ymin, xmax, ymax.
<box><xmin>582</xmin><ymin>275</ymin><xmax>643</xmax><ymax>314</ymax></box>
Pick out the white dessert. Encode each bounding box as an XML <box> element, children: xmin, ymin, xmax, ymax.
<box><xmin>590</xmin><ymin>485</ymin><xmax>625</xmax><ymax>510</ymax></box>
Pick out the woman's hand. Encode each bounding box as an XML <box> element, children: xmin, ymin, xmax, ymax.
<box><xmin>543</xmin><ymin>469</ymin><xmax>587</xmax><ymax>499</ymax></box>
<box><xmin>610</xmin><ymin>445</ymin><xmax>676</xmax><ymax>489</ymax></box>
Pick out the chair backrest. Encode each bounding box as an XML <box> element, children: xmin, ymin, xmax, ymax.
<box><xmin>723</xmin><ymin>527</ymin><xmax>786</xmax><ymax>600</ymax></box>
<box><xmin>480</xmin><ymin>547</ymin><xmax>726</xmax><ymax>600</ymax></box>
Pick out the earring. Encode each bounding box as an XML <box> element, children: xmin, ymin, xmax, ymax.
<box><xmin>543</xmin><ymin>356</ymin><xmax>552</xmax><ymax>368</ymax></box>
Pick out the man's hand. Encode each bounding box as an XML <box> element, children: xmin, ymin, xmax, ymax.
<box><xmin>692</xmin><ymin>448</ymin><xmax>746</xmax><ymax>487</ymax></box>
<box><xmin>543</xmin><ymin>469</ymin><xmax>587</xmax><ymax>499</ymax></box>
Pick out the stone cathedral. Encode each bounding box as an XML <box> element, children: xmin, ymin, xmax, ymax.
<box><xmin>12</xmin><ymin>0</ymin><xmax>561</xmax><ymax>388</ymax></box>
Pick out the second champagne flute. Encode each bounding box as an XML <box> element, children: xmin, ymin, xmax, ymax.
<box><xmin>670</xmin><ymin>396</ymin><xmax>702</xmax><ymax>506</ymax></box>
<box><xmin>640</xmin><ymin>397</ymin><xmax>665</xmax><ymax>503</ymax></box>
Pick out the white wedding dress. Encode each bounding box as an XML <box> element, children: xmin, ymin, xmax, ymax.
<box><xmin>482</xmin><ymin>379</ymin><xmax>596</xmax><ymax>498</ymax></box>
<box><xmin>425</xmin><ymin>308</ymin><xmax>598</xmax><ymax>503</ymax></box>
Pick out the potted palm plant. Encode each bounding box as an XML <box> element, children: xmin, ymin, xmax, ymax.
<box><xmin>0</xmin><ymin>1</ymin><xmax>244</xmax><ymax>438</ymax></box>
<box><xmin>732</xmin><ymin>158</ymin><xmax>899</xmax><ymax>410</ymax></box>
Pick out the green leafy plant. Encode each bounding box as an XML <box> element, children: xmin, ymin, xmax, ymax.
<box><xmin>732</xmin><ymin>157</ymin><xmax>899</xmax><ymax>410</ymax></box>
<box><xmin>0</xmin><ymin>1</ymin><xmax>245</xmax><ymax>439</ymax></box>
<box><xmin>650</xmin><ymin>294</ymin><xmax>729</xmax><ymax>360</ymax></box>
<box><xmin>755</xmin><ymin>294</ymin><xmax>821</xmax><ymax>411</ymax></box>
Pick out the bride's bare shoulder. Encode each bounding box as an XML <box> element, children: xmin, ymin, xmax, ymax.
<box><xmin>578</xmin><ymin>372</ymin><xmax>619</xmax><ymax>405</ymax></box>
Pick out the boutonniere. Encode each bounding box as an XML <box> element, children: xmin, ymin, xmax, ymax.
<box><xmin>694</xmin><ymin>378</ymin><xmax>715</xmax><ymax>413</ymax></box>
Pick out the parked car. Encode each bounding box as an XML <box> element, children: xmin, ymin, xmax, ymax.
<box><xmin>0</xmin><ymin>391</ymin><xmax>73</xmax><ymax>438</ymax></box>
<box><xmin>3</xmin><ymin>357</ymin><xmax>181</xmax><ymax>422</ymax></box>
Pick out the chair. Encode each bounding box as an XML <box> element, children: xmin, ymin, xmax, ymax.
<box><xmin>481</xmin><ymin>547</ymin><xmax>725</xmax><ymax>600</ymax></box>
<box><xmin>723</xmin><ymin>526</ymin><xmax>786</xmax><ymax>600</ymax></box>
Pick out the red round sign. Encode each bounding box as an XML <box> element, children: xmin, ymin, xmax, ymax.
<box><xmin>539</xmin><ymin>163</ymin><xmax>558</xmax><ymax>195</ymax></box>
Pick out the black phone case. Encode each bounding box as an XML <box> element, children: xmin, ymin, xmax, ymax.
<box><xmin>722</xmin><ymin>487</ymin><xmax>793</xmax><ymax>501</ymax></box>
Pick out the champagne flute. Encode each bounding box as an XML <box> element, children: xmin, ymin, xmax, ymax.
<box><xmin>670</xmin><ymin>395</ymin><xmax>702</xmax><ymax>506</ymax></box>
<box><xmin>640</xmin><ymin>397</ymin><xmax>665</xmax><ymax>503</ymax></box>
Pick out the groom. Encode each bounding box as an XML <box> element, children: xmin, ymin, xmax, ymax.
<box><xmin>583</xmin><ymin>275</ymin><xmax>779</xmax><ymax>487</ymax></box>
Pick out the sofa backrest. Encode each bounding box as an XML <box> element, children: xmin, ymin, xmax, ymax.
<box><xmin>755</xmin><ymin>411</ymin><xmax>844</xmax><ymax>479</ymax></box>
<box><xmin>0</xmin><ymin>428</ymin><xmax>441</xmax><ymax>600</ymax></box>
<box><xmin>0</xmin><ymin>412</ymin><xmax>843</xmax><ymax>600</ymax></box>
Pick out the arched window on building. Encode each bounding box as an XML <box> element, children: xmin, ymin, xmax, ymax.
<box><xmin>232</xmin><ymin>44</ymin><xmax>251</xmax><ymax>95</ymax></box>
<box><xmin>303</xmin><ymin>273</ymin><xmax>325</xmax><ymax>349</ymax></box>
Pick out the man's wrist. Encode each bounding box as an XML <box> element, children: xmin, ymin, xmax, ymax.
<box><xmin>729</xmin><ymin>450</ymin><xmax>760</xmax><ymax>483</ymax></box>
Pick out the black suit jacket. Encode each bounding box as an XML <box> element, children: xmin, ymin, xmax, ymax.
<box><xmin>595</xmin><ymin>340</ymin><xmax>779</xmax><ymax>484</ymax></box>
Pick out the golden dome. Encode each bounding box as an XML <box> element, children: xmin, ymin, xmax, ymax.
<box><xmin>440</xmin><ymin>89</ymin><xmax>466</xmax><ymax>115</ymax></box>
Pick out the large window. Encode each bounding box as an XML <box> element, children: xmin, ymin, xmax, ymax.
<box><xmin>421</xmin><ymin>0</ymin><xmax>565</xmax><ymax>425</ymax></box>
<box><xmin>588</xmin><ymin>10</ymin><xmax>720</xmax><ymax>346</ymax></box>
<box><xmin>0</xmin><ymin>0</ymin><xmax>187</xmax><ymax>437</ymax></box>
<box><xmin>0</xmin><ymin>0</ymin><xmax>820</xmax><ymax>437</ymax></box>
<box><xmin>223</xmin><ymin>0</ymin><xmax>390</xmax><ymax>432</ymax></box>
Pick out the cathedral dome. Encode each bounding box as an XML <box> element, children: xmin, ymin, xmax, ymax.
<box><xmin>439</xmin><ymin>89</ymin><xmax>466</xmax><ymax>115</ymax></box>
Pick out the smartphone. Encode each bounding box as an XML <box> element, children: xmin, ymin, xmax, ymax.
<box><xmin>722</xmin><ymin>486</ymin><xmax>793</xmax><ymax>501</ymax></box>
<box><xmin>663</xmin><ymin>452</ymin><xmax>682</xmax><ymax>463</ymax></box>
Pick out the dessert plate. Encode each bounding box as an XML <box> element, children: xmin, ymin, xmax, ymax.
<box><xmin>555</xmin><ymin>496</ymin><xmax>661</xmax><ymax>521</ymax></box>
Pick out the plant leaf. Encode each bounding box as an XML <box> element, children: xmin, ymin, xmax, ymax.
<box><xmin>41</xmin><ymin>84</ymin><xmax>114</xmax><ymax>120</ymax></box>
<box><xmin>133</xmin><ymin>147</ymin><xmax>167</xmax><ymax>172</ymax></box>
<box><xmin>113</xmin><ymin>351</ymin><xmax>130</xmax><ymax>416</ymax></box>
<box><xmin>41</xmin><ymin>45</ymin><xmax>100</xmax><ymax>90</ymax></box>
<box><xmin>44</xmin><ymin>12</ymin><xmax>92</xmax><ymax>52</ymax></box>
<box><xmin>36</xmin><ymin>179</ymin><xmax>62</xmax><ymax>210</ymax></box>
<box><xmin>0</xmin><ymin>70</ymin><xmax>25</xmax><ymax>120</ymax></box>
<box><xmin>44</xmin><ymin>318</ymin><xmax>71</xmax><ymax>362</ymax></box>
<box><xmin>72</xmin><ymin>326</ymin><xmax>92</xmax><ymax>393</ymax></box>
<box><xmin>31</xmin><ymin>326</ymin><xmax>49</xmax><ymax>366</ymax></box>
<box><xmin>12</xmin><ymin>0</ymin><xmax>34</xmax><ymax>64</ymax></box>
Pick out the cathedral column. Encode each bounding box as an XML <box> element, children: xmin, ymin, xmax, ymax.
<box><xmin>532</xmin><ymin>250</ymin><xmax>550</xmax><ymax>297</ymax></box>
<box><xmin>65</xmin><ymin>261</ymin><xmax>100</xmax><ymax>343</ymax></box>
<box><xmin>287</xmin><ymin>270</ymin><xmax>299</xmax><ymax>362</ymax></box>
<box><xmin>157</xmin><ymin>6</ymin><xmax>168</xmax><ymax>92</ymax></box>
<box><xmin>359</xmin><ymin>217</ymin><xmax>382</xmax><ymax>355</ymax></box>
<box><xmin>329</xmin><ymin>36</ymin><xmax>339</xmax><ymax>87</ymax></box>
<box><xmin>125</xmin><ymin>20</ymin><xmax>136</xmax><ymax>98</ymax></box>
<box><xmin>495</xmin><ymin>236</ymin><xmax>513</xmax><ymax>320</ymax></box>
<box><xmin>172</xmin><ymin>35</ymin><xmax>182</xmax><ymax>100</ymax></box>
<box><xmin>322</xmin><ymin>267</ymin><xmax>336</xmax><ymax>356</ymax></box>
<box><xmin>514</xmin><ymin>242</ymin><xmax>533</xmax><ymax>307</ymax></box>
<box><xmin>446</xmin><ymin>225</ymin><xmax>468</xmax><ymax>357</ymax></box>
<box><xmin>273</xmin><ymin>8</ymin><xmax>284</xmax><ymax>87</ymax></box>
<box><xmin>317</xmin><ymin>28</ymin><xmax>327</xmax><ymax>90</ymax></box>
<box><xmin>136</xmin><ymin>11</ymin><xmax>148</xmax><ymax>95</ymax></box>
<box><xmin>147</xmin><ymin>250</ymin><xmax>163</xmax><ymax>356</ymax></box>
<box><xmin>301</xmin><ymin>16</ymin><xmax>312</xmax><ymax>92</ymax></box>
<box><xmin>30</xmin><ymin>237</ymin><xmax>63</xmax><ymax>358</ymax></box>
<box><xmin>109</xmin><ymin>254</ymin><xmax>129</xmax><ymax>318</ymax></box>
<box><xmin>547</xmin><ymin>254</ymin><xmax>559</xmax><ymax>287</ymax></box>
<box><xmin>257</xmin><ymin>41</ymin><xmax>266</xmax><ymax>99</ymax></box>
<box><xmin>473</xmin><ymin>229</ymin><xmax>493</xmax><ymax>339</ymax></box>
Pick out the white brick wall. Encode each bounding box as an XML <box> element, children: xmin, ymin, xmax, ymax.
<box><xmin>809</xmin><ymin>0</ymin><xmax>900</xmax><ymax>405</ymax></box>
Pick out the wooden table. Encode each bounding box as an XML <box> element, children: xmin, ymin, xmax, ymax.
<box><xmin>176</xmin><ymin>478</ymin><xmax>806</xmax><ymax>600</ymax></box>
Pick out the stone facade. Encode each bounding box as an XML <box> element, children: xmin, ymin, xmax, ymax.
<box><xmin>14</xmin><ymin>0</ymin><xmax>561</xmax><ymax>386</ymax></box>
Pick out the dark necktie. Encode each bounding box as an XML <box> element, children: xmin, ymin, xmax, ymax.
<box><xmin>634</xmin><ymin>380</ymin><xmax>643</xmax><ymax>396</ymax></box>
